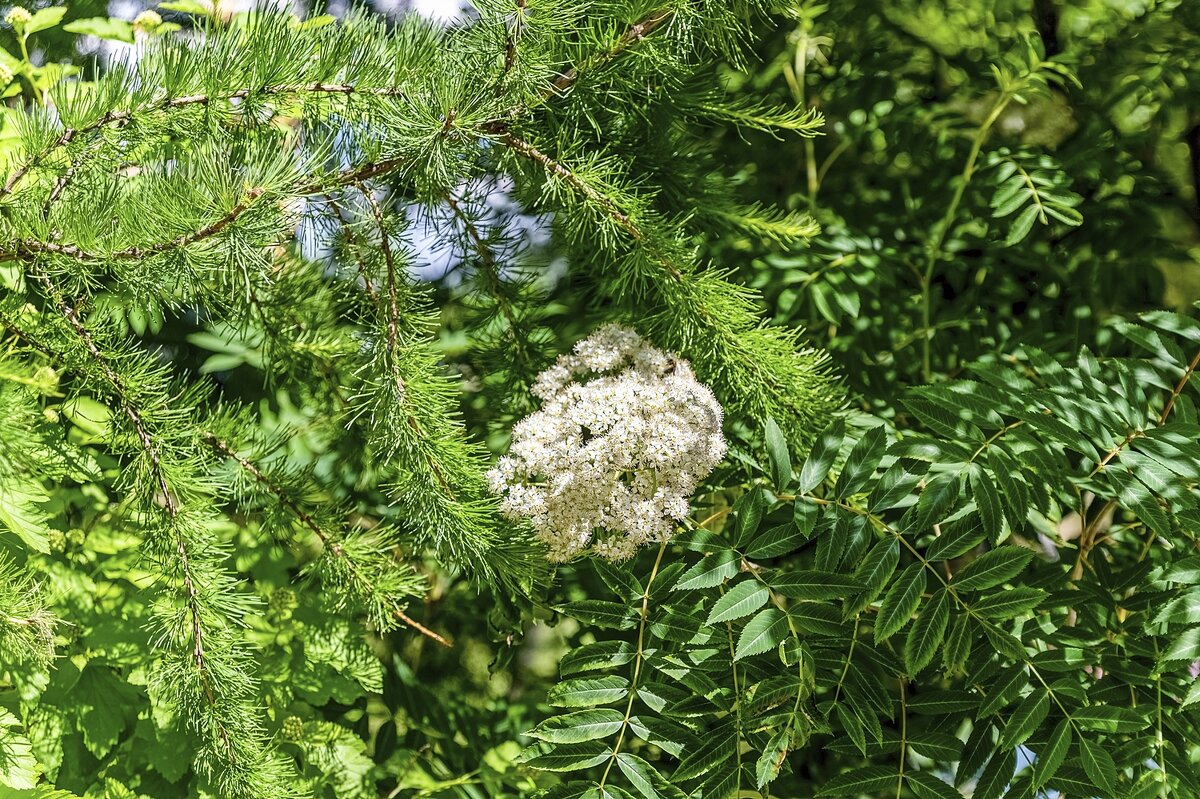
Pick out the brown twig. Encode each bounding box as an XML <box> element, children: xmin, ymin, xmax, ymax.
<box><xmin>1070</xmin><ymin>346</ymin><xmax>1200</xmax><ymax>581</ymax></box>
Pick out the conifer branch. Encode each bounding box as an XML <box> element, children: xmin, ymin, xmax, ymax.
<box><xmin>26</xmin><ymin>268</ymin><xmax>237</xmax><ymax>762</ymax></box>
<box><xmin>547</xmin><ymin>8</ymin><xmax>674</xmax><ymax>97</ymax></box>
<box><xmin>444</xmin><ymin>192</ymin><xmax>533</xmax><ymax>374</ymax></box>
<box><xmin>1</xmin><ymin>84</ymin><xmax>408</xmax><ymax>198</ymax></box>
<box><xmin>323</xmin><ymin>192</ymin><xmax>378</xmax><ymax>301</ymax></box>
<box><xmin>7</xmin><ymin>187</ymin><xmax>266</xmax><ymax>262</ymax></box>
<box><xmin>357</xmin><ymin>184</ymin><xmax>458</xmax><ymax>499</ymax></box>
<box><xmin>202</xmin><ymin>432</ymin><xmax>452</xmax><ymax>648</ymax></box>
<box><xmin>498</xmin><ymin>132</ymin><xmax>683</xmax><ymax>281</ymax></box>
<box><xmin>487</xmin><ymin>6</ymin><xmax>675</xmax><ymax>130</ymax></box>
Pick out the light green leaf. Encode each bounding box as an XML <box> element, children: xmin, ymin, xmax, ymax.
<box><xmin>0</xmin><ymin>479</ymin><xmax>51</xmax><ymax>553</ymax></box>
<box><xmin>615</xmin><ymin>753</ymin><xmax>662</xmax><ymax>799</ymax></box>
<box><xmin>1003</xmin><ymin>203</ymin><xmax>1040</xmax><ymax>246</ymax></box>
<box><xmin>559</xmin><ymin>641</ymin><xmax>636</xmax><ymax>676</ymax></box>
<box><xmin>26</xmin><ymin>7</ymin><xmax>67</xmax><ymax>35</ymax></box>
<box><xmin>0</xmin><ymin>710</ymin><xmax>39</xmax><ymax>789</ymax></box>
<box><xmin>706</xmin><ymin>581</ymin><xmax>769</xmax><ymax>626</ymax></box>
<box><xmin>674</xmin><ymin>550</ymin><xmax>738</xmax><ymax>591</ymax></box>
<box><xmin>521</xmin><ymin>743</ymin><xmax>611</xmax><ymax>772</ymax></box>
<box><xmin>548</xmin><ymin>677</ymin><xmax>630</xmax><ymax>708</ymax></box>
<box><xmin>755</xmin><ymin>729</ymin><xmax>789</xmax><ymax>789</ymax></box>
<box><xmin>62</xmin><ymin>17</ymin><xmax>134</xmax><ymax>43</ymax></box>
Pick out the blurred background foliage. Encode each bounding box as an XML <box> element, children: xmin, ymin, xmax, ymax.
<box><xmin>1</xmin><ymin>0</ymin><xmax>1198</xmax><ymax>796</ymax></box>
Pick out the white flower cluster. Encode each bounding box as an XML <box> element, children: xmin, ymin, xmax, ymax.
<box><xmin>488</xmin><ymin>324</ymin><xmax>726</xmax><ymax>562</ymax></box>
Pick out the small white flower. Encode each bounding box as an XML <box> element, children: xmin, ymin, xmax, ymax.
<box><xmin>488</xmin><ymin>324</ymin><xmax>726</xmax><ymax>562</ymax></box>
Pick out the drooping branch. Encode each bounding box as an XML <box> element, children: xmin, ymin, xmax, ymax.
<box><xmin>546</xmin><ymin>8</ymin><xmax>674</xmax><ymax>97</ymax></box>
<box><xmin>202</xmin><ymin>432</ymin><xmax>451</xmax><ymax>648</ymax></box>
<box><xmin>27</xmin><ymin>268</ymin><xmax>235</xmax><ymax>761</ymax></box>
<box><xmin>498</xmin><ymin>132</ymin><xmax>683</xmax><ymax>281</ymax></box>
<box><xmin>444</xmin><ymin>192</ymin><xmax>534</xmax><ymax>375</ymax></box>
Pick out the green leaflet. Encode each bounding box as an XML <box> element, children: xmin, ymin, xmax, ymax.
<box><xmin>874</xmin><ymin>562</ymin><xmax>926</xmax><ymax>643</ymax></box>
<box><xmin>706</xmin><ymin>580</ymin><xmax>769</xmax><ymax>625</ymax></box>
<box><xmin>951</xmin><ymin>547</ymin><xmax>1034</xmax><ymax>592</ymax></box>
<box><xmin>734</xmin><ymin>608</ymin><xmax>789</xmax><ymax>660</ymax></box>
<box><xmin>527</xmin><ymin>709</ymin><xmax>626</xmax><ymax>744</ymax></box>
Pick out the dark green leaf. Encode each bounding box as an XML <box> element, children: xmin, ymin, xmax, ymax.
<box><xmin>997</xmin><ymin>689</ymin><xmax>1048</xmax><ymax>750</ymax></box>
<box><xmin>818</xmin><ymin>766</ymin><xmax>895</xmax><ymax>796</ymax></box>
<box><xmin>1079</xmin><ymin>736</ymin><xmax>1117</xmax><ymax>793</ymax></box>
<box><xmin>835</xmin><ymin>425</ymin><xmax>887</xmax><ymax>498</ymax></box>
<box><xmin>1031</xmin><ymin>719</ymin><xmax>1071</xmax><ymax>791</ymax></box>
<box><xmin>798</xmin><ymin>419</ymin><xmax>844</xmax><ymax>494</ymax></box>
<box><xmin>735</xmin><ymin>608</ymin><xmax>789</xmax><ymax>660</ymax></box>
<box><xmin>874</xmin><ymin>563</ymin><xmax>926</xmax><ymax>643</ymax></box>
<box><xmin>904</xmin><ymin>589</ymin><xmax>950</xmax><ymax>673</ymax></box>
<box><xmin>765</xmin><ymin>416</ymin><xmax>792</xmax><ymax>489</ymax></box>
<box><xmin>952</xmin><ymin>547</ymin><xmax>1034</xmax><ymax>592</ymax></box>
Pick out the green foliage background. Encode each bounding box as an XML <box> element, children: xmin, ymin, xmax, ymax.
<box><xmin>0</xmin><ymin>1</ymin><xmax>1199</xmax><ymax>798</ymax></box>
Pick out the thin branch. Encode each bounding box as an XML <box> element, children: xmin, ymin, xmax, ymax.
<box><xmin>202</xmin><ymin>432</ymin><xmax>451</xmax><ymax>648</ymax></box>
<box><xmin>323</xmin><ymin>192</ymin><xmax>378</xmax><ymax>301</ymax></box>
<box><xmin>444</xmin><ymin>192</ymin><xmax>533</xmax><ymax>372</ymax></box>
<box><xmin>546</xmin><ymin>8</ymin><xmax>674</xmax><ymax>98</ymax></box>
<box><xmin>1</xmin><ymin>83</ymin><xmax>407</xmax><ymax>198</ymax></box>
<box><xmin>28</xmin><ymin>268</ymin><xmax>234</xmax><ymax>761</ymax></box>
<box><xmin>499</xmin><ymin>132</ymin><xmax>683</xmax><ymax>281</ymax></box>
<box><xmin>357</xmin><ymin>185</ymin><xmax>458</xmax><ymax>499</ymax></box>
<box><xmin>7</xmin><ymin>187</ymin><xmax>265</xmax><ymax>263</ymax></box>
<box><xmin>1071</xmin><ymin>346</ymin><xmax>1200</xmax><ymax>581</ymax></box>
<box><xmin>483</xmin><ymin>8</ymin><xmax>674</xmax><ymax>134</ymax></box>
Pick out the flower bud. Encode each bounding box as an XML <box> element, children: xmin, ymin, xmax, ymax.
<box><xmin>5</xmin><ymin>6</ymin><xmax>32</xmax><ymax>28</ymax></box>
<box><xmin>133</xmin><ymin>9</ymin><xmax>162</xmax><ymax>32</ymax></box>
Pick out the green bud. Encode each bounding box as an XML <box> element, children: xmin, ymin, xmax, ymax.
<box><xmin>5</xmin><ymin>6</ymin><xmax>32</xmax><ymax>29</ymax></box>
